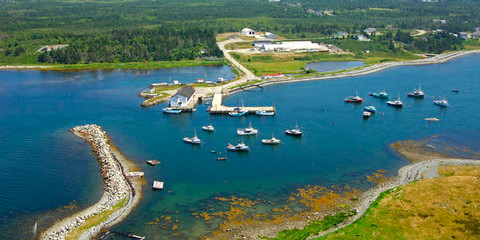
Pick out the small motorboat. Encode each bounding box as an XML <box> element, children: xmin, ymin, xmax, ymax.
<box><xmin>255</xmin><ymin>110</ymin><xmax>275</xmax><ymax>116</ymax></box>
<box><xmin>163</xmin><ymin>107</ymin><xmax>182</xmax><ymax>114</ymax></box>
<box><xmin>369</xmin><ymin>90</ymin><xmax>389</xmax><ymax>99</ymax></box>
<box><xmin>363</xmin><ymin>105</ymin><xmax>376</xmax><ymax>113</ymax></box>
<box><xmin>211</xmin><ymin>150</ymin><xmax>216</xmax><ymax>153</ymax></box>
<box><xmin>434</xmin><ymin>98</ymin><xmax>448</xmax><ymax>107</ymax></box>
<box><xmin>237</xmin><ymin>122</ymin><xmax>258</xmax><ymax>136</ymax></box>
<box><xmin>285</xmin><ymin>124</ymin><xmax>303</xmax><ymax>136</ymax></box>
<box><xmin>424</xmin><ymin>117</ymin><xmax>440</xmax><ymax>122</ymax></box>
<box><xmin>387</xmin><ymin>97</ymin><xmax>403</xmax><ymax>107</ymax></box>
<box><xmin>451</xmin><ymin>89</ymin><xmax>459</xmax><ymax>93</ymax></box>
<box><xmin>345</xmin><ymin>92</ymin><xmax>363</xmax><ymax>103</ymax></box>
<box><xmin>202</xmin><ymin>124</ymin><xmax>215</xmax><ymax>132</ymax></box>
<box><xmin>217</xmin><ymin>156</ymin><xmax>228</xmax><ymax>161</ymax></box>
<box><xmin>262</xmin><ymin>134</ymin><xmax>281</xmax><ymax>145</ymax></box>
<box><xmin>407</xmin><ymin>86</ymin><xmax>425</xmax><ymax>98</ymax></box>
<box><xmin>146</xmin><ymin>160</ymin><xmax>161</xmax><ymax>166</ymax></box>
<box><xmin>183</xmin><ymin>130</ymin><xmax>202</xmax><ymax>145</ymax></box>
<box><xmin>227</xmin><ymin>142</ymin><xmax>250</xmax><ymax>151</ymax></box>
<box><xmin>363</xmin><ymin>111</ymin><xmax>372</xmax><ymax>119</ymax></box>
<box><xmin>229</xmin><ymin>109</ymin><xmax>248</xmax><ymax>117</ymax></box>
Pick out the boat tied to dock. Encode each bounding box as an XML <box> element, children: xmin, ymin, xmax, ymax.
<box><xmin>163</xmin><ymin>107</ymin><xmax>182</xmax><ymax>114</ymax></box>
<box><xmin>255</xmin><ymin>110</ymin><xmax>275</xmax><ymax>116</ymax></box>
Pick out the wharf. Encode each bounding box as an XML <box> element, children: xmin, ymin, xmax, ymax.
<box><xmin>208</xmin><ymin>93</ymin><xmax>275</xmax><ymax>114</ymax></box>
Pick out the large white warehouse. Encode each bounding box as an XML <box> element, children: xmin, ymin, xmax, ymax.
<box><xmin>259</xmin><ymin>41</ymin><xmax>328</xmax><ymax>52</ymax></box>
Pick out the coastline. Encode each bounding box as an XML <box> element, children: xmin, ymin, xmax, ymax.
<box><xmin>40</xmin><ymin>124</ymin><xmax>142</xmax><ymax>240</ymax></box>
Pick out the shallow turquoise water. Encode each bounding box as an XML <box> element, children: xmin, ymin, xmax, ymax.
<box><xmin>1</xmin><ymin>57</ymin><xmax>479</xmax><ymax>239</ymax></box>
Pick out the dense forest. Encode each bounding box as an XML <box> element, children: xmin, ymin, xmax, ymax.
<box><xmin>0</xmin><ymin>0</ymin><xmax>479</xmax><ymax>64</ymax></box>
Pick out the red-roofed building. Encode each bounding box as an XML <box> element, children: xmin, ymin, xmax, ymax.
<box><xmin>262</xmin><ymin>73</ymin><xmax>284</xmax><ymax>79</ymax></box>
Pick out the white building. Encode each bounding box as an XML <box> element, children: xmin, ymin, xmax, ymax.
<box><xmin>264</xmin><ymin>32</ymin><xmax>276</xmax><ymax>39</ymax></box>
<box><xmin>169</xmin><ymin>86</ymin><xmax>196</xmax><ymax>108</ymax></box>
<box><xmin>364</xmin><ymin>28</ymin><xmax>376</xmax><ymax>35</ymax></box>
<box><xmin>357</xmin><ymin>34</ymin><xmax>369</xmax><ymax>41</ymax></box>
<box><xmin>241</xmin><ymin>28</ymin><xmax>256</xmax><ymax>36</ymax></box>
<box><xmin>259</xmin><ymin>41</ymin><xmax>329</xmax><ymax>52</ymax></box>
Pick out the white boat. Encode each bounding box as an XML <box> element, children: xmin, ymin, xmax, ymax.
<box><xmin>229</xmin><ymin>109</ymin><xmax>248</xmax><ymax>117</ymax></box>
<box><xmin>183</xmin><ymin>130</ymin><xmax>202</xmax><ymax>144</ymax></box>
<box><xmin>407</xmin><ymin>86</ymin><xmax>425</xmax><ymax>98</ymax></box>
<box><xmin>255</xmin><ymin>110</ymin><xmax>275</xmax><ymax>116</ymax></box>
<box><xmin>163</xmin><ymin>107</ymin><xmax>182</xmax><ymax>114</ymax></box>
<box><xmin>237</xmin><ymin>122</ymin><xmax>258</xmax><ymax>136</ymax></box>
<box><xmin>262</xmin><ymin>134</ymin><xmax>281</xmax><ymax>145</ymax></box>
<box><xmin>434</xmin><ymin>98</ymin><xmax>448</xmax><ymax>107</ymax></box>
<box><xmin>387</xmin><ymin>96</ymin><xmax>403</xmax><ymax>107</ymax></box>
<box><xmin>363</xmin><ymin>111</ymin><xmax>372</xmax><ymax>118</ymax></box>
<box><xmin>424</xmin><ymin>117</ymin><xmax>440</xmax><ymax>122</ymax></box>
<box><xmin>285</xmin><ymin>124</ymin><xmax>303</xmax><ymax>136</ymax></box>
<box><xmin>227</xmin><ymin>142</ymin><xmax>250</xmax><ymax>151</ymax></box>
<box><xmin>201</xmin><ymin>124</ymin><xmax>215</xmax><ymax>132</ymax></box>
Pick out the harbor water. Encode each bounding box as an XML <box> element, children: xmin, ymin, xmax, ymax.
<box><xmin>0</xmin><ymin>56</ymin><xmax>479</xmax><ymax>239</ymax></box>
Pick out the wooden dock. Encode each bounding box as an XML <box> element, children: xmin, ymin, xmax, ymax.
<box><xmin>208</xmin><ymin>93</ymin><xmax>275</xmax><ymax>114</ymax></box>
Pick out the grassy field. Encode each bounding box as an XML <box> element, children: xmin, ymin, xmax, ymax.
<box><xmin>317</xmin><ymin>165</ymin><xmax>480</xmax><ymax>240</ymax></box>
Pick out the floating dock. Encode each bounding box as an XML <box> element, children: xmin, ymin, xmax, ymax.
<box><xmin>153</xmin><ymin>181</ymin><xmax>164</xmax><ymax>190</ymax></box>
<box><xmin>208</xmin><ymin>93</ymin><xmax>275</xmax><ymax>114</ymax></box>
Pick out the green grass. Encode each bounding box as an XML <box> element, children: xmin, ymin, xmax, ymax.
<box><xmin>266</xmin><ymin>211</ymin><xmax>355</xmax><ymax>240</ymax></box>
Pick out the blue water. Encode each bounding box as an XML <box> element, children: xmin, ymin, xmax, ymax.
<box><xmin>1</xmin><ymin>56</ymin><xmax>479</xmax><ymax>239</ymax></box>
<box><xmin>307</xmin><ymin>61</ymin><xmax>365</xmax><ymax>72</ymax></box>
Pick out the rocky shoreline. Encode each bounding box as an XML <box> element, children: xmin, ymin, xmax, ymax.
<box><xmin>41</xmin><ymin>124</ymin><xmax>141</xmax><ymax>240</ymax></box>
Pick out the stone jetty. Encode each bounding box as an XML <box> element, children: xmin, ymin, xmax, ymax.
<box><xmin>41</xmin><ymin>124</ymin><xmax>140</xmax><ymax>240</ymax></box>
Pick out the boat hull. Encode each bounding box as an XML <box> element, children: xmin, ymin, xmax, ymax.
<box><xmin>163</xmin><ymin>108</ymin><xmax>182</xmax><ymax>114</ymax></box>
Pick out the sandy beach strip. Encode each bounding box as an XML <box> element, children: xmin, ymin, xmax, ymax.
<box><xmin>40</xmin><ymin>124</ymin><xmax>142</xmax><ymax>240</ymax></box>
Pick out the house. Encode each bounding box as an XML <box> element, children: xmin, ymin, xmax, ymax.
<box><xmin>169</xmin><ymin>86</ymin><xmax>196</xmax><ymax>108</ymax></box>
<box><xmin>364</xmin><ymin>28</ymin><xmax>376</xmax><ymax>35</ymax></box>
<box><xmin>357</xmin><ymin>34</ymin><xmax>369</xmax><ymax>41</ymax></box>
<box><xmin>36</xmin><ymin>44</ymin><xmax>69</xmax><ymax>52</ymax></box>
<box><xmin>458</xmin><ymin>32</ymin><xmax>472</xmax><ymax>40</ymax></box>
<box><xmin>385</xmin><ymin>25</ymin><xmax>395</xmax><ymax>29</ymax></box>
<box><xmin>268</xmin><ymin>0</ymin><xmax>280</xmax><ymax>2</ymax></box>
<box><xmin>336</xmin><ymin>31</ymin><xmax>349</xmax><ymax>37</ymax></box>
<box><xmin>241</xmin><ymin>28</ymin><xmax>256</xmax><ymax>36</ymax></box>
<box><xmin>259</xmin><ymin>41</ymin><xmax>329</xmax><ymax>52</ymax></box>
<box><xmin>433</xmin><ymin>19</ymin><xmax>447</xmax><ymax>24</ymax></box>
<box><xmin>264</xmin><ymin>32</ymin><xmax>276</xmax><ymax>39</ymax></box>
<box><xmin>262</xmin><ymin>73</ymin><xmax>284</xmax><ymax>79</ymax></box>
<box><xmin>472</xmin><ymin>31</ymin><xmax>480</xmax><ymax>38</ymax></box>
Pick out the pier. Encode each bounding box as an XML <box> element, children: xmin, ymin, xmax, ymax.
<box><xmin>208</xmin><ymin>93</ymin><xmax>275</xmax><ymax>114</ymax></box>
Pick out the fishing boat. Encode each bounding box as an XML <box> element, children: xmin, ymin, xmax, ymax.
<box><xmin>363</xmin><ymin>111</ymin><xmax>372</xmax><ymax>119</ymax></box>
<box><xmin>255</xmin><ymin>110</ymin><xmax>275</xmax><ymax>116</ymax></box>
<box><xmin>434</xmin><ymin>98</ymin><xmax>448</xmax><ymax>107</ymax></box>
<box><xmin>201</xmin><ymin>124</ymin><xmax>215</xmax><ymax>132</ymax></box>
<box><xmin>183</xmin><ymin>130</ymin><xmax>202</xmax><ymax>144</ymax></box>
<box><xmin>229</xmin><ymin>108</ymin><xmax>248</xmax><ymax>117</ymax></box>
<box><xmin>285</xmin><ymin>124</ymin><xmax>303</xmax><ymax>136</ymax></box>
<box><xmin>227</xmin><ymin>142</ymin><xmax>250</xmax><ymax>151</ymax></box>
<box><xmin>146</xmin><ymin>159</ymin><xmax>161</xmax><ymax>166</ymax></box>
<box><xmin>387</xmin><ymin>96</ymin><xmax>403</xmax><ymax>107</ymax></box>
<box><xmin>451</xmin><ymin>89</ymin><xmax>459</xmax><ymax>93</ymax></box>
<box><xmin>262</xmin><ymin>134</ymin><xmax>281</xmax><ymax>145</ymax></box>
<box><xmin>217</xmin><ymin>156</ymin><xmax>228</xmax><ymax>161</ymax></box>
<box><xmin>163</xmin><ymin>107</ymin><xmax>182</xmax><ymax>114</ymax></box>
<box><xmin>345</xmin><ymin>92</ymin><xmax>363</xmax><ymax>103</ymax></box>
<box><xmin>369</xmin><ymin>90</ymin><xmax>389</xmax><ymax>99</ymax></box>
<box><xmin>237</xmin><ymin>122</ymin><xmax>258</xmax><ymax>136</ymax></box>
<box><xmin>424</xmin><ymin>117</ymin><xmax>440</xmax><ymax>122</ymax></box>
<box><xmin>407</xmin><ymin>86</ymin><xmax>425</xmax><ymax>98</ymax></box>
<box><xmin>363</xmin><ymin>105</ymin><xmax>376</xmax><ymax>113</ymax></box>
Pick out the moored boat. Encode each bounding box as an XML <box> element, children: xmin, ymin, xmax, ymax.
<box><xmin>387</xmin><ymin>97</ymin><xmax>403</xmax><ymax>107</ymax></box>
<box><xmin>345</xmin><ymin>92</ymin><xmax>363</xmax><ymax>103</ymax></box>
<box><xmin>424</xmin><ymin>117</ymin><xmax>440</xmax><ymax>122</ymax></box>
<box><xmin>369</xmin><ymin>90</ymin><xmax>389</xmax><ymax>99</ymax></box>
<box><xmin>262</xmin><ymin>134</ymin><xmax>281</xmax><ymax>145</ymax></box>
<box><xmin>183</xmin><ymin>130</ymin><xmax>202</xmax><ymax>144</ymax></box>
<box><xmin>363</xmin><ymin>111</ymin><xmax>372</xmax><ymax>119</ymax></box>
<box><xmin>451</xmin><ymin>89</ymin><xmax>459</xmax><ymax>93</ymax></box>
<box><xmin>163</xmin><ymin>107</ymin><xmax>182</xmax><ymax>114</ymax></box>
<box><xmin>201</xmin><ymin>124</ymin><xmax>215</xmax><ymax>132</ymax></box>
<box><xmin>255</xmin><ymin>110</ymin><xmax>275</xmax><ymax>116</ymax></box>
<box><xmin>146</xmin><ymin>159</ymin><xmax>161</xmax><ymax>166</ymax></box>
<box><xmin>237</xmin><ymin>122</ymin><xmax>258</xmax><ymax>136</ymax></box>
<box><xmin>227</xmin><ymin>142</ymin><xmax>250</xmax><ymax>151</ymax></box>
<box><xmin>434</xmin><ymin>98</ymin><xmax>448</xmax><ymax>107</ymax></box>
<box><xmin>407</xmin><ymin>86</ymin><xmax>425</xmax><ymax>98</ymax></box>
<box><xmin>217</xmin><ymin>156</ymin><xmax>228</xmax><ymax>161</ymax></box>
<box><xmin>229</xmin><ymin>108</ymin><xmax>248</xmax><ymax>117</ymax></box>
<box><xmin>285</xmin><ymin>124</ymin><xmax>303</xmax><ymax>136</ymax></box>
<box><xmin>363</xmin><ymin>105</ymin><xmax>376</xmax><ymax>113</ymax></box>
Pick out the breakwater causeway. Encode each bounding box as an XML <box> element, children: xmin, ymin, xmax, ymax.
<box><xmin>41</xmin><ymin>124</ymin><xmax>142</xmax><ymax>240</ymax></box>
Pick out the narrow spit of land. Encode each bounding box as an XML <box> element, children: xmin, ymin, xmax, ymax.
<box><xmin>41</xmin><ymin>124</ymin><xmax>142</xmax><ymax>240</ymax></box>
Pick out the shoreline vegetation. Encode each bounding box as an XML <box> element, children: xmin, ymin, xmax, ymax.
<box><xmin>40</xmin><ymin>124</ymin><xmax>142</xmax><ymax>240</ymax></box>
